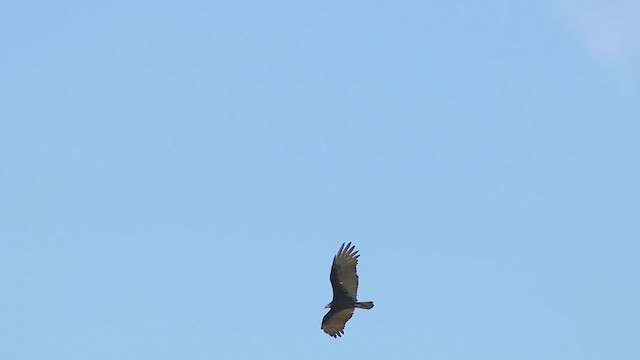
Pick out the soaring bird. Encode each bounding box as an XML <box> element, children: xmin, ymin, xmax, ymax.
<box><xmin>321</xmin><ymin>242</ymin><xmax>374</xmax><ymax>338</ymax></box>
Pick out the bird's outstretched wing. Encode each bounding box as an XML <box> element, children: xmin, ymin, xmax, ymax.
<box><xmin>329</xmin><ymin>242</ymin><xmax>360</xmax><ymax>304</ymax></box>
<box><xmin>321</xmin><ymin>308</ymin><xmax>355</xmax><ymax>338</ymax></box>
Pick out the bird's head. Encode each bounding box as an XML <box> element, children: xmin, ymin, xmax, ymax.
<box><xmin>325</xmin><ymin>303</ymin><xmax>332</xmax><ymax>308</ymax></box>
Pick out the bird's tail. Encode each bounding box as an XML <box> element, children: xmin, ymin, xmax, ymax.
<box><xmin>355</xmin><ymin>301</ymin><xmax>374</xmax><ymax>309</ymax></box>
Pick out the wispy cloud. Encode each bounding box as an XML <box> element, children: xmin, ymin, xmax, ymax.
<box><xmin>549</xmin><ymin>0</ymin><xmax>640</xmax><ymax>96</ymax></box>
<box><xmin>551</xmin><ymin>0</ymin><xmax>640</xmax><ymax>66</ymax></box>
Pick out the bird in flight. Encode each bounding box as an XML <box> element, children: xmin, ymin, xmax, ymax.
<box><xmin>321</xmin><ymin>242</ymin><xmax>374</xmax><ymax>338</ymax></box>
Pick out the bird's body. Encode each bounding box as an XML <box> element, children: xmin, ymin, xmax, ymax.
<box><xmin>321</xmin><ymin>242</ymin><xmax>374</xmax><ymax>338</ymax></box>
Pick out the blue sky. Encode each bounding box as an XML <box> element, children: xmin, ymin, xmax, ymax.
<box><xmin>1</xmin><ymin>1</ymin><xmax>639</xmax><ymax>359</ymax></box>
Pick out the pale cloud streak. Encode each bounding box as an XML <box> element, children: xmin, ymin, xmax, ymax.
<box><xmin>550</xmin><ymin>0</ymin><xmax>640</xmax><ymax>65</ymax></box>
<box><xmin>548</xmin><ymin>0</ymin><xmax>640</xmax><ymax>95</ymax></box>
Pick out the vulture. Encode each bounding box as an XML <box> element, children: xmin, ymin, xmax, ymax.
<box><xmin>321</xmin><ymin>242</ymin><xmax>374</xmax><ymax>338</ymax></box>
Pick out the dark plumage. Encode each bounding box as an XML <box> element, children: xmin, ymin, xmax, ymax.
<box><xmin>321</xmin><ymin>242</ymin><xmax>374</xmax><ymax>338</ymax></box>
